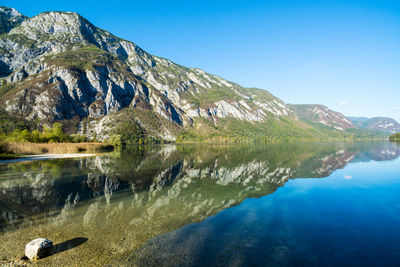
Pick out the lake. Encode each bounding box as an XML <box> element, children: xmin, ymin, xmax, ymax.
<box><xmin>0</xmin><ymin>142</ymin><xmax>399</xmax><ymax>266</ymax></box>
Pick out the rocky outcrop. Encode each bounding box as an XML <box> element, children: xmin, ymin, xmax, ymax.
<box><xmin>4</xmin><ymin>65</ymin><xmax>146</xmax><ymax>120</ymax></box>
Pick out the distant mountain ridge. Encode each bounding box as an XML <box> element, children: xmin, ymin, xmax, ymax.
<box><xmin>289</xmin><ymin>104</ymin><xmax>356</xmax><ymax>131</ymax></box>
<box><xmin>347</xmin><ymin>117</ymin><xmax>400</xmax><ymax>133</ymax></box>
<box><xmin>0</xmin><ymin>7</ymin><xmax>392</xmax><ymax>142</ymax></box>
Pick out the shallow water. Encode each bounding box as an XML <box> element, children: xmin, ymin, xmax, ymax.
<box><xmin>0</xmin><ymin>142</ymin><xmax>399</xmax><ymax>266</ymax></box>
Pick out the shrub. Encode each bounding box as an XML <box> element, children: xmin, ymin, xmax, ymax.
<box><xmin>389</xmin><ymin>133</ymin><xmax>400</xmax><ymax>141</ymax></box>
<box><xmin>0</xmin><ymin>139</ymin><xmax>8</xmax><ymax>154</ymax></box>
<box><xmin>6</xmin><ymin>123</ymin><xmax>71</xmax><ymax>143</ymax></box>
<box><xmin>109</xmin><ymin>134</ymin><xmax>122</xmax><ymax>146</ymax></box>
<box><xmin>41</xmin><ymin>122</ymin><xmax>68</xmax><ymax>142</ymax></box>
<box><xmin>31</xmin><ymin>130</ymin><xmax>42</xmax><ymax>143</ymax></box>
<box><xmin>70</xmin><ymin>134</ymin><xmax>88</xmax><ymax>143</ymax></box>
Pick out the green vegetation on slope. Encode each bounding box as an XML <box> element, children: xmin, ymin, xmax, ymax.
<box><xmin>0</xmin><ymin>12</ymin><xmax>26</xmax><ymax>34</ymax></box>
<box><xmin>0</xmin><ymin>107</ymin><xmax>39</xmax><ymax>135</ymax></box>
<box><xmin>0</xmin><ymin>81</ymin><xmax>15</xmax><ymax>98</ymax></box>
<box><xmin>45</xmin><ymin>45</ymin><xmax>115</xmax><ymax>71</ymax></box>
<box><xmin>105</xmin><ymin>109</ymin><xmax>168</xmax><ymax>145</ymax></box>
<box><xmin>176</xmin><ymin>114</ymin><xmax>382</xmax><ymax>143</ymax></box>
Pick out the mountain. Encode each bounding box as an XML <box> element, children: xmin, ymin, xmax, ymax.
<box><xmin>0</xmin><ymin>7</ymin><xmax>381</xmax><ymax>142</ymax></box>
<box><xmin>347</xmin><ymin>117</ymin><xmax>400</xmax><ymax>133</ymax></box>
<box><xmin>288</xmin><ymin>104</ymin><xmax>356</xmax><ymax>130</ymax></box>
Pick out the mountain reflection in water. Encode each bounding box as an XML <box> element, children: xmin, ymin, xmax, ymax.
<box><xmin>0</xmin><ymin>142</ymin><xmax>399</xmax><ymax>265</ymax></box>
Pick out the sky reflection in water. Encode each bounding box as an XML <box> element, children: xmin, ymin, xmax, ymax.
<box><xmin>123</xmin><ymin>145</ymin><xmax>400</xmax><ymax>267</ymax></box>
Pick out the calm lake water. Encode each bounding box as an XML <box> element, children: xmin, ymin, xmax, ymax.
<box><xmin>0</xmin><ymin>142</ymin><xmax>399</xmax><ymax>266</ymax></box>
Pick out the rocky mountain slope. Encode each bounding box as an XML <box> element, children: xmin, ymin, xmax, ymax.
<box><xmin>288</xmin><ymin>104</ymin><xmax>356</xmax><ymax>131</ymax></box>
<box><xmin>0</xmin><ymin>7</ymin><xmax>383</xmax><ymax>142</ymax></box>
<box><xmin>347</xmin><ymin>117</ymin><xmax>400</xmax><ymax>133</ymax></box>
<box><xmin>0</xmin><ymin>7</ymin><xmax>26</xmax><ymax>34</ymax></box>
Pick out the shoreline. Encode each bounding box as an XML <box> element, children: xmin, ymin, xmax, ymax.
<box><xmin>0</xmin><ymin>153</ymin><xmax>97</xmax><ymax>164</ymax></box>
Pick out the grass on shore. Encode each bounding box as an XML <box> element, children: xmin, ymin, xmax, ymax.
<box><xmin>3</xmin><ymin>142</ymin><xmax>113</xmax><ymax>156</ymax></box>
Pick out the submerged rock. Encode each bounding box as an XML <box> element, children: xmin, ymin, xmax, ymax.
<box><xmin>25</xmin><ymin>238</ymin><xmax>53</xmax><ymax>260</ymax></box>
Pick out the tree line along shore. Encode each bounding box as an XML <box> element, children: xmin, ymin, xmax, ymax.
<box><xmin>0</xmin><ymin>122</ymin><xmax>113</xmax><ymax>159</ymax></box>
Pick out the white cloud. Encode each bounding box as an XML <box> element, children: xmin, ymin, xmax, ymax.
<box><xmin>343</xmin><ymin>175</ymin><xmax>352</xmax><ymax>180</ymax></box>
<box><xmin>339</xmin><ymin>102</ymin><xmax>347</xmax><ymax>106</ymax></box>
<box><xmin>395</xmin><ymin>107</ymin><xmax>400</xmax><ymax>111</ymax></box>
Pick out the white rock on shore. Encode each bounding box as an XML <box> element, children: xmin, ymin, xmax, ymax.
<box><xmin>25</xmin><ymin>238</ymin><xmax>53</xmax><ymax>260</ymax></box>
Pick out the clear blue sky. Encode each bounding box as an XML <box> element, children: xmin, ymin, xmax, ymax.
<box><xmin>4</xmin><ymin>0</ymin><xmax>400</xmax><ymax>120</ymax></box>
